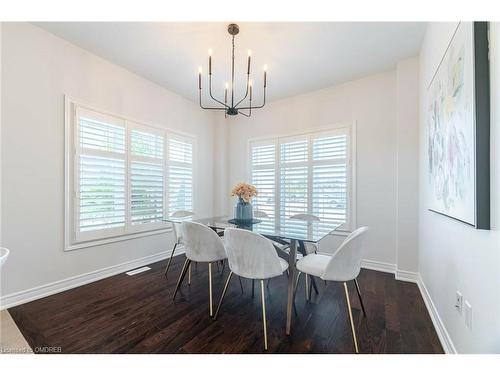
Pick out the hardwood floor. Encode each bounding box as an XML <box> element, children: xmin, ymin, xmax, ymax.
<box><xmin>9</xmin><ymin>255</ymin><xmax>443</xmax><ymax>353</ymax></box>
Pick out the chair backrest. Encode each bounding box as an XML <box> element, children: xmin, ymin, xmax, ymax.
<box><xmin>181</xmin><ymin>222</ymin><xmax>227</xmax><ymax>263</ymax></box>
<box><xmin>224</xmin><ymin>228</ymin><xmax>285</xmax><ymax>279</ymax></box>
<box><xmin>171</xmin><ymin>211</ymin><xmax>194</xmax><ymax>242</ymax></box>
<box><xmin>171</xmin><ymin>210</ymin><xmax>194</xmax><ymax>218</ymax></box>
<box><xmin>322</xmin><ymin>227</ymin><xmax>369</xmax><ymax>282</ymax></box>
<box><xmin>253</xmin><ymin>210</ymin><xmax>269</xmax><ymax>218</ymax></box>
<box><xmin>289</xmin><ymin>213</ymin><xmax>320</xmax><ymax>222</ymax></box>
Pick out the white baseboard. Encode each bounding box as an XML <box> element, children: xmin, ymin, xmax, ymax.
<box><xmin>395</xmin><ymin>269</ymin><xmax>420</xmax><ymax>283</ymax></box>
<box><xmin>361</xmin><ymin>259</ymin><xmax>419</xmax><ymax>283</ymax></box>
<box><xmin>417</xmin><ymin>274</ymin><xmax>457</xmax><ymax>354</ymax></box>
<box><xmin>361</xmin><ymin>259</ymin><xmax>397</xmax><ymax>274</ymax></box>
<box><xmin>0</xmin><ymin>247</ymin><xmax>184</xmax><ymax>310</ymax></box>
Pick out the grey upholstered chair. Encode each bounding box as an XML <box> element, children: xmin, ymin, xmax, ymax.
<box><xmin>289</xmin><ymin>213</ymin><xmax>321</xmax><ymax>254</ymax></box>
<box><xmin>286</xmin><ymin>213</ymin><xmax>321</xmax><ymax>300</ymax></box>
<box><xmin>213</xmin><ymin>228</ymin><xmax>289</xmax><ymax>350</ymax></box>
<box><xmin>164</xmin><ymin>210</ymin><xmax>194</xmax><ymax>279</ymax></box>
<box><xmin>172</xmin><ymin>222</ymin><xmax>227</xmax><ymax>317</ymax></box>
<box><xmin>253</xmin><ymin>210</ymin><xmax>269</xmax><ymax>218</ymax></box>
<box><xmin>295</xmin><ymin>226</ymin><xmax>369</xmax><ymax>353</ymax></box>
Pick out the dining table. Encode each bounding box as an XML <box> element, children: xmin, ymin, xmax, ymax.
<box><xmin>163</xmin><ymin>214</ymin><xmax>341</xmax><ymax>335</ymax></box>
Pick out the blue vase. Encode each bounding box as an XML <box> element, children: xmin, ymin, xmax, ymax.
<box><xmin>234</xmin><ymin>198</ymin><xmax>253</xmax><ymax>222</ymax></box>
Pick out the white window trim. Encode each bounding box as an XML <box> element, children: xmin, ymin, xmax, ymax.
<box><xmin>247</xmin><ymin>123</ymin><xmax>357</xmax><ymax>233</ymax></box>
<box><xmin>64</xmin><ymin>96</ymin><xmax>196</xmax><ymax>251</ymax></box>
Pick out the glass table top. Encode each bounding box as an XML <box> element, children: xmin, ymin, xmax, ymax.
<box><xmin>163</xmin><ymin>215</ymin><xmax>342</xmax><ymax>243</ymax></box>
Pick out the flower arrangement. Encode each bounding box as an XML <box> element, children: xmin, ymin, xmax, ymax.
<box><xmin>231</xmin><ymin>182</ymin><xmax>258</xmax><ymax>203</ymax></box>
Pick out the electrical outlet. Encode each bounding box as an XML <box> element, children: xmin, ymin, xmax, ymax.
<box><xmin>465</xmin><ymin>300</ymin><xmax>472</xmax><ymax>330</ymax></box>
<box><xmin>455</xmin><ymin>291</ymin><xmax>463</xmax><ymax>314</ymax></box>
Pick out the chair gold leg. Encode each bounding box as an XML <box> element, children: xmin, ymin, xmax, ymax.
<box><xmin>343</xmin><ymin>282</ymin><xmax>359</xmax><ymax>353</ymax></box>
<box><xmin>208</xmin><ymin>262</ymin><xmax>213</xmax><ymax>316</ymax></box>
<box><xmin>173</xmin><ymin>258</ymin><xmax>190</xmax><ymax>300</ymax></box>
<box><xmin>188</xmin><ymin>263</ymin><xmax>192</xmax><ymax>285</ymax></box>
<box><xmin>214</xmin><ymin>271</ymin><xmax>233</xmax><ymax>320</ymax></box>
<box><xmin>260</xmin><ymin>280</ymin><xmax>268</xmax><ymax>351</ymax></box>
<box><xmin>164</xmin><ymin>242</ymin><xmax>178</xmax><ymax>278</ymax></box>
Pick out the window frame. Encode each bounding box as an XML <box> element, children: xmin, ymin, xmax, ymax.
<box><xmin>64</xmin><ymin>97</ymin><xmax>196</xmax><ymax>251</ymax></box>
<box><xmin>247</xmin><ymin>123</ymin><xmax>357</xmax><ymax>233</ymax></box>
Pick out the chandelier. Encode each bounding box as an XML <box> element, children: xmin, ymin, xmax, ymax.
<box><xmin>198</xmin><ymin>23</ymin><xmax>267</xmax><ymax>117</ymax></box>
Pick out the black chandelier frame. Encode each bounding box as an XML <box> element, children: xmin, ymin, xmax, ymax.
<box><xmin>198</xmin><ymin>23</ymin><xmax>267</xmax><ymax>117</ymax></box>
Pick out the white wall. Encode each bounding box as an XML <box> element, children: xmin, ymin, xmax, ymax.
<box><xmin>223</xmin><ymin>71</ymin><xmax>413</xmax><ymax>267</ymax></box>
<box><xmin>396</xmin><ymin>57</ymin><xmax>420</xmax><ymax>273</ymax></box>
<box><xmin>0</xmin><ymin>23</ymin><xmax>216</xmax><ymax>302</ymax></box>
<box><xmin>418</xmin><ymin>22</ymin><xmax>500</xmax><ymax>353</ymax></box>
<box><xmin>0</xmin><ymin>22</ymin><xmax>2</xmax><ymax>247</ymax></box>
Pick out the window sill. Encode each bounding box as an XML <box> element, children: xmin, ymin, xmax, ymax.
<box><xmin>65</xmin><ymin>227</ymin><xmax>173</xmax><ymax>252</ymax></box>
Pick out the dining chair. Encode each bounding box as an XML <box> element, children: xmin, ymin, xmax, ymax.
<box><xmin>172</xmin><ymin>222</ymin><xmax>227</xmax><ymax>317</ymax></box>
<box><xmin>253</xmin><ymin>209</ymin><xmax>290</xmax><ymax>292</ymax></box>
<box><xmin>253</xmin><ymin>210</ymin><xmax>270</xmax><ymax>218</ymax></box>
<box><xmin>164</xmin><ymin>210</ymin><xmax>194</xmax><ymax>278</ymax></box>
<box><xmin>295</xmin><ymin>226</ymin><xmax>369</xmax><ymax>353</ymax></box>
<box><xmin>214</xmin><ymin>228</ymin><xmax>289</xmax><ymax>350</ymax></box>
<box><xmin>287</xmin><ymin>213</ymin><xmax>321</xmax><ymax>300</ymax></box>
<box><xmin>289</xmin><ymin>213</ymin><xmax>320</xmax><ymax>254</ymax></box>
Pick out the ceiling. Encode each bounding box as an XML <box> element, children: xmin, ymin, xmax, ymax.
<box><xmin>35</xmin><ymin>22</ymin><xmax>426</xmax><ymax>103</ymax></box>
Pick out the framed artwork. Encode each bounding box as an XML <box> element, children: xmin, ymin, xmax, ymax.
<box><xmin>427</xmin><ymin>22</ymin><xmax>490</xmax><ymax>229</ymax></box>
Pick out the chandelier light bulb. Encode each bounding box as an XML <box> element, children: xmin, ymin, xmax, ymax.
<box><xmin>225</xmin><ymin>82</ymin><xmax>229</xmax><ymax>89</ymax></box>
<box><xmin>208</xmin><ymin>48</ymin><xmax>213</xmax><ymax>56</ymax></box>
<box><xmin>248</xmin><ymin>49</ymin><xmax>252</xmax><ymax>56</ymax></box>
<box><xmin>264</xmin><ymin>64</ymin><xmax>268</xmax><ymax>71</ymax></box>
<box><xmin>198</xmin><ymin>66</ymin><xmax>202</xmax><ymax>74</ymax></box>
<box><xmin>249</xmin><ymin>79</ymin><xmax>253</xmax><ymax>87</ymax></box>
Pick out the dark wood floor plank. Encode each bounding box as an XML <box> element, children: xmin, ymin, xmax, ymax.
<box><xmin>8</xmin><ymin>255</ymin><xmax>444</xmax><ymax>354</ymax></box>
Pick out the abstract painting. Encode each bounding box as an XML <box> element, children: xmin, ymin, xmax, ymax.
<box><xmin>427</xmin><ymin>22</ymin><xmax>490</xmax><ymax>229</ymax></box>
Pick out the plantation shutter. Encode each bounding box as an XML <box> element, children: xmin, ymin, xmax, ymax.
<box><xmin>248</xmin><ymin>127</ymin><xmax>351</xmax><ymax>236</ymax></box>
<box><xmin>311</xmin><ymin>131</ymin><xmax>349</xmax><ymax>231</ymax></box>
<box><xmin>168</xmin><ymin>136</ymin><xmax>194</xmax><ymax>214</ymax></box>
<box><xmin>279</xmin><ymin>137</ymin><xmax>309</xmax><ymax>236</ymax></box>
<box><xmin>130</xmin><ymin>126</ymin><xmax>165</xmax><ymax>227</ymax></box>
<box><xmin>76</xmin><ymin>108</ymin><xmax>126</xmax><ymax>240</ymax></box>
<box><xmin>250</xmin><ymin>141</ymin><xmax>276</xmax><ymax>230</ymax></box>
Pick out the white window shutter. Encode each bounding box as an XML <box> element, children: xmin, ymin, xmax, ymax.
<box><xmin>168</xmin><ymin>137</ymin><xmax>194</xmax><ymax>214</ymax></box>
<box><xmin>312</xmin><ymin>133</ymin><xmax>349</xmax><ymax>230</ymax></box>
<box><xmin>250</xmin><ymin>142</ymin><xmax>276</xmax><ymax>230</ymax></box>
<box><xmin>76</xmin><ymin>110</ymin><xmax>126</xmax><ymax>239</ymax></box>
<box><xmin>249</xmin><ymin>128</ymin><xmax>351</xmax><ymax>235</ymax></box>
<box><xmin>279</xmin><ymin>138</ymin><xmax>309</xmax><ymax>235</ymax></box>
<box><xmin>130</xmin><ymin>128</ymin><xmax>165</xmax><ymax>226</ymax></box>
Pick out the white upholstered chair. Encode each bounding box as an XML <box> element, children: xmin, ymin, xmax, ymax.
<box><xmin>289</xmin><ymin>213</ymin><xmax>321</xmax><ymax>254</ymax></box>
<box><xmin>164</xmin><ymin>210</ymin><xmax>194</xmax><ymax>278</ymax></box>
<box><xmin>172</xmin><ymin>222</ymin><xmax>227</xmax><ymax>317</ymax></box>
<box><xmin>295</xmin><ymin>226</ymin><xmax>369</xmax><ymax>353</ymax></box>
<box><xmin>287</xmin><ymin>213</ymin><xmax>321</xmax><ymax>300</ymax></box>
<box><xmin>213</xmin><ymin>228</ymin><xmax>289</xmax><ymax>350</ymax></box>
<box><xmin>253</xmin><ymin>210</ymin><xmax>270</xmax><ymax>218</ymax></box>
